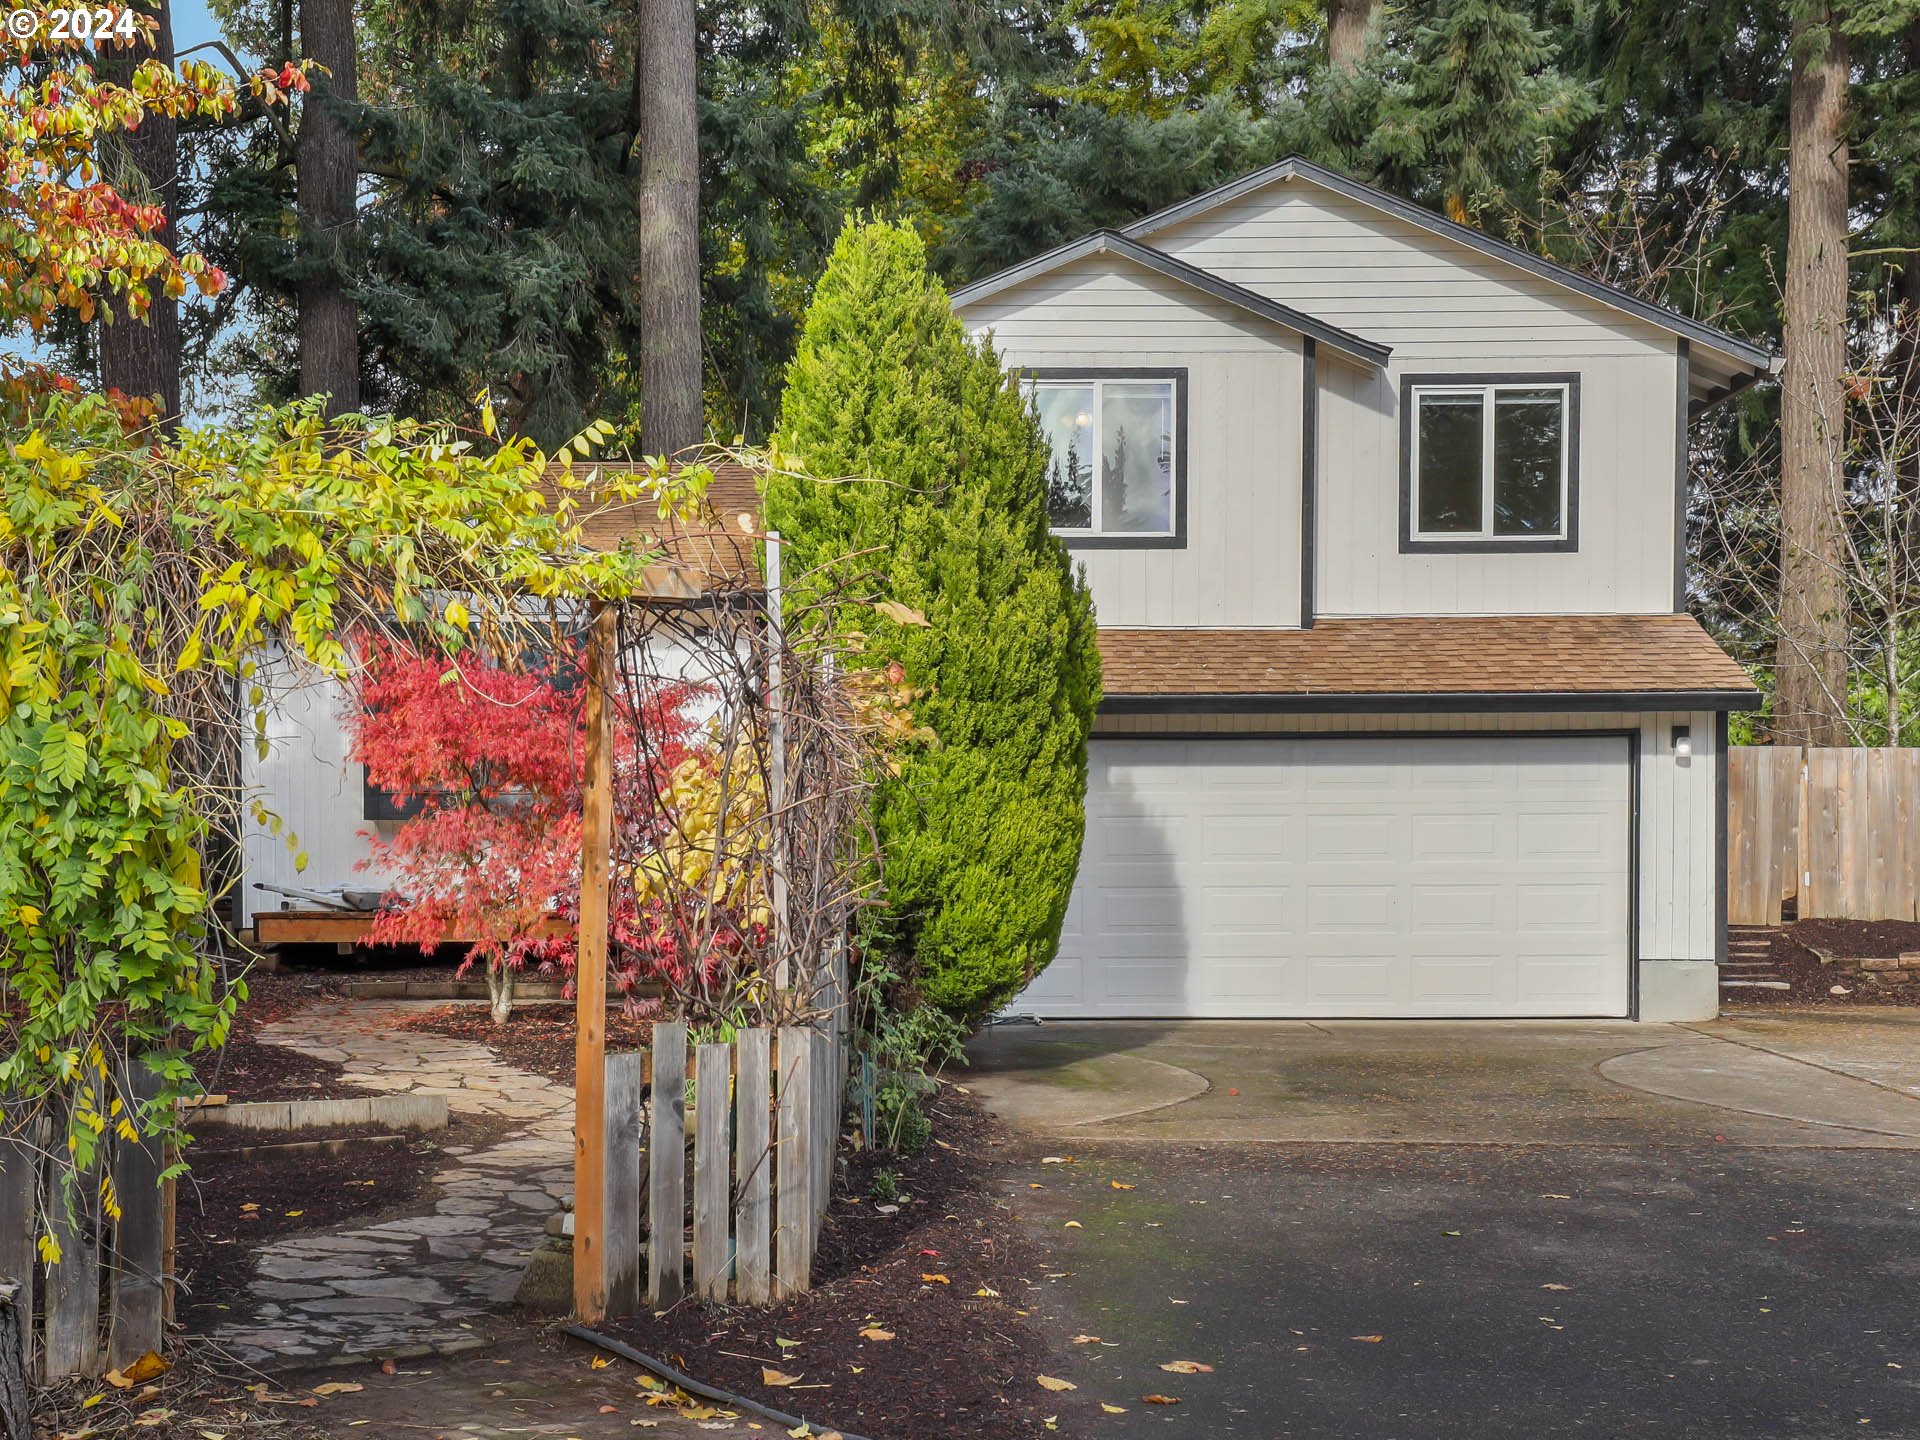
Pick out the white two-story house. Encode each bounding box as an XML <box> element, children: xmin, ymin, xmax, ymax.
<box><xmin>952</xmin><ymin>157</ymin><xmax>1771</xmax><ymax>1024</ymax></box>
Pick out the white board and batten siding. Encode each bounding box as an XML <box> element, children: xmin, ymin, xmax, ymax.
<box><xmin>963</xmin><ymin>254</ymin><xmax>1307</xmax><ymax>628</ymax></box>
<box><xmin>237</xmin><ymin>649</ymin><xmax>394</xmax><ymax>931</ymax></box>
<box><xmin>960</xmin><ymin>177</ymin><xmax>1694</xmax><ymax>625</ymax></box>
<box><xmin>1139</xmin><ymin>179</ymin><xmax>1687</xmax><ymax>618</ymax></box>
<box><xmin>1008</xmin><ymin>710</ymin><xmax>1719</xmax><ymax>1019</ymax></box>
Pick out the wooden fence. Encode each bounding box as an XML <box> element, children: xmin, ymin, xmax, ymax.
<box><xmin>1728</xmin><ymin>746</ymin><xmax>1920</xmax><ymax>924</ymax></box>
<box><xmin>0</xmin><ymin>1069</ymin><xmax>173</xmax><ymax>1384</ymax></box>
<box><xmin>600</xmin><ymin>979</ymin><xmax>850</xmax><ymax>1312</ymax></box>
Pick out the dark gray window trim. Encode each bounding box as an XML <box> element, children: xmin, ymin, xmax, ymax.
<box><xmin>1097</xmin><ymin>688</ymin><xmax>1762</xmax><ymax>715</ymax></box>
<box><xmin>1118</xmin><ymin>156</ymin><xmax>1777</xmax><ymax>378</ymax></box>
<box><xmin>954</xmin><ymin>230</ymin><xmax>1392</xmax><ymax>370</ymax></box>
<box><xmin>1300</xmin><ymin>338</ymin><xmax>1318</xmax><ymax>629</ymax></box>
<box><xmin>1399</xmin><ymin>371</ymin><xmax>1581</xmax><ymax>554</ymax></box>
<box><xmin>1026</xmin><ymin>367</ymin><xmax>1188</xmax><ymax>550</ymax></box>
<box><xmin>1673</xmin><ymin>339</ymin><xmax>1691</xmax><ymax>612</ymax></box>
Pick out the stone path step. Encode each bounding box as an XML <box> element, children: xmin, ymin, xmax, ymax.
<box><xmin>209</xmin><ymin>1001</ymin><xmax>573</xmax><ymax>1368</ymax></box>
<box><xmin>1721</xmin><ymin>924</ymin><xmax>1789</xmax><ymax>990</ymax></box>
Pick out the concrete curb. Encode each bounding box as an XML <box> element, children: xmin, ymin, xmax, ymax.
<box><xmin>193</xmin><ymin>1094</ymin><xmax>450</xmax><ymax>1133</ymax></box>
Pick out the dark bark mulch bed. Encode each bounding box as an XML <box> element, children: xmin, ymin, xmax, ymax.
<box><xmin>398</xmin><ymin>1003</ymin><xmax>655</xmax><ymax>1086</ymax></box>
<box><xmin>604</xmin><ymin>1084</ymin><xmax>1095</xmax><ymax>1440</ymax></box>
<box><xmin>190</xmin><ymin>968</ymin><xmax>371</xmax><ymax>1102</ymax></box>
<box><xmin>1748</xmin><ymin>919</ymin><xmax>1920</xmax><ymax>1005</ymax></box>
<box><xmin>172</xmin><ymin>1119</ymin><xmax>473</xmax><ymax>1331</ymax></box>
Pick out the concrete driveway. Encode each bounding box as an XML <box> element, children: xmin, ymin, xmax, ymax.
<box><xmin>968</xmin><ymin>1009</ymin><xmax>1920</xmax><ymax>1437</ymax></box>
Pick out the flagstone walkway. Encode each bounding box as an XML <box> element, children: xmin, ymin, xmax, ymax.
<box><xmin>208</xmin><ymin>1000</ymin><xmax>574</xmax><ymax>1368</ymax></box>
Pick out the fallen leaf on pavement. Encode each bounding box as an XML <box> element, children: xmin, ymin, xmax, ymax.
<box><xmin>762</xmin><ymin>1368</ymin><xmax>802</xmax><ymax>1387</ymax></box>
<box><xmin>1063</xmin><ymin>1221</ymin><xmax>1083</xmax><ymax>1229</ymax></box>
<box><xmin>1159</xmin><ymin>1361</ymin><xmax>1213</xmax><ymax>1374</ymax></box>
<box><xmin>1101</xmin><ymin>1403</ymin><xmax>1127</xmax><ymax>1414</ymax></box>
<box><xmin>1111</xmin><ymin>1181</ymin><xmax>1135</xmax><ymax>1190</ymax></box>
<box><xmin>311</xmin><ymin>1383</ymin><xmax>363</xmax><ymax>1396</ymax></box>
<box><xmin>1542</xmin><ymin>1283</ymin><xmax>1572</xmax><ymax>1291</ymax></box>
<box><xmin>599</xmin><ymin>1405</ymin><xmax>619</xmax><ymax>1413</ymax></box>
<box><xmin>1036</xmin><ymin>1376</ymin><xmax>1077</xmax><ymax>1392</ymax></box>
<box><xmin>1350</xmin><ymin>1336</ymin><xmax>1384</xmax><ymax>1344</ymax></box>
<box><xmin>1141</xmin><ymin>1394</ymin><xmax>1181</xmax><ymax>1405</ymax></box>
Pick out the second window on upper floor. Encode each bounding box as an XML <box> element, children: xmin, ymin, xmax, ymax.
<box><xmin>1028</xmin><ymin>369</ymin><xmax>1186</xmax><ymax>546</ymax></box>
<box><xmin>1402</xmin><ymin>375</ymin><xmax>1579</xmax><ymax>552</ymax></box>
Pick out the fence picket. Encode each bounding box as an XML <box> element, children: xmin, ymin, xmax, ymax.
<box><xmin>647</xmin><ymin>1024</ymin><xmax>687</xmax><ymax>1310</ymax></box>
<box><xmin>0</xmin><ymin>1124</ymin><xmax>35</xmax><ymax>1381</ymax></box>
<box><xmin>774</xmin><ymin>1028</ymin><xmax>812</xmax><ymax>1299</ymax></box>
<box><xmin>605</xmin><ymin>1053</ymin><xmax>645</xmax><ymax>1317</ymax></box>
<box><xmin>42</xmin><ymin>1092</ymin><xmax>100</xmax><ymax>1381</ymax></box>
<box><xmin>733</xmin><ymin>1029</ymin><xmax>772</xmax><ymax>1306</ymax></box>
<box><xmin>108</xmin><ymin>1067</ymin><xmax>166</xmax><ymax>1370</ymax></box>
<box><xmin>692</xmin><ymin>1044</ymin><xmax>732</xmax><ymax>1303</ymax></box>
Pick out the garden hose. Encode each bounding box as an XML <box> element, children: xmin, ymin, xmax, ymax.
<box><xmin>559</xmin><ymin>1321</ymin><xmax>883</xmax><ymax>1440</ymax></box>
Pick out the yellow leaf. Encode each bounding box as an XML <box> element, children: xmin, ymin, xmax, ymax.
<box><xmin>175</xmin><ymin>628</ymin><xmax>203</xmax><ymax>673</ymax></box>
<box><xmin>1159</xmin><ymin>1361</ymin><xmax>1213</xmax><ymax>1374</ymax></box>
<box><xmin>590</xmin><ymin>1356</ymin><xmax>611</xmax><ymax>1369</ymax></box>
<box><xmin>445</xmin><ymin>600</ymin><xmax>470</xmax><ymax>629</ymax></box>
<box><xmin>1141</xmin><ymin>1394</ymin><xmax>1182</xmax><ymax>1405</ymax></box>
<box><xmin>920</xmin><ymin>1273</ymin><xmax>950</xmax><ymax>1284</ymax></box>
<box><xmin>1350</xmin><ymin>1335</ymin><xmax>1384</xmax><ymax>1344</ymax></box>
<box><xmin>872</xmin><ymin>599</ymin><xmax>929</xmax><ymax>627</ymax></box>
<box><xmin>760</xmin><ymin>1368</ymin><xmax>801</xmax><ymax>1388</ymax></box>
<box><xmin>974</xmin><ymin>1286</ymin><xmax>999</xmax><ymax>1298</ymax></box>
<box><xmin>284</xmin><ymin>1209</ymin><xmax>303</xmax><ymax>1217</ymax></box>
<box><xmin>1064</xmin><ymin>1221</ymin><xmax>1083</xmax><ymax>1229</ymax></box>
<box><xmin>311</xmin><ymin>1382</ymin><xmax>363</xmax><ymax>1396</ymax></box>
<box><xmin>82</xmin><ymin>1394</ymin><xmax>104</xmax><ymax>1409</ymax></box>
<box><xmin>1111</xmin><ymin>1181</ymin><xmax>1135</xmax><ymax>1190</ymax></box>
<box><xmin>1070</xmin><ymin>1335</ymin><xmax>1102</xmax><ymax>1345</ymax></box>
<box><xmin>1101</xmin><ymin>1403</ymin><xmax>1127</xmax><ymax>1414</ymax></box>
<box><xmin>1036</xmin><ymin>1375</ymin><xmax>1076</xmax><ymax>1392</ymax></box>
<box><xmin>15</xmin><ymin>905</ymin><xmax>40</xmax><ymax>927</ymax></box>
<box><xmin>858</xmin><ymin>1327</ymin><xmax>894</xmax><ymax>1341</ymax></box>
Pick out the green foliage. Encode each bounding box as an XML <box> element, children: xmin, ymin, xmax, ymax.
<box><xmin>869</xmin><ymin>1166</ymin><xmax>900</xmax><ymax>1202</ymax></box>
<box><xmin>766</xmin><ymin>220</ymin><xmax>1100</xmax><ymax>1020</ymax></box>
<box><xmin>0</xmin><ymin>389</ymin><xmax>684</xmax><ymax>1176</ymax></box>
<box><xmin>848</xmin><ymin>953</ymin><xmax>969</xmax><ymax>1154</ymax></box>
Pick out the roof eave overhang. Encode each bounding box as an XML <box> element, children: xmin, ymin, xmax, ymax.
<box><xmin>951</xmin><ymin>230</ymin><xmax>1391</xmax><ymax>370</ymax></box>
<box><xmin>1120</xmin><ymin>157</ymin><xmax>1778</xmax><ymax>383</ymax></box>
<box><xmin>1100</xmin><ymin>689</ymin><xmax>1764</xmax><ymax>715</ymax></box>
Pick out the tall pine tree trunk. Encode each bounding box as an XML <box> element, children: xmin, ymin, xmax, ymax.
<box><xmin>99</xmin><ymin>0</ymin><xmax>181</xmax><ymax>424</ymax></box>
<box><xmin>296</xmin><ymin>0</ymin><xmax>360</xmax><ymax>414</ymax></box>
<box><xmin>1327</xmin><ymin>0</ymin><xmax>1381</xmax><ymax>69</ymax></box>
<box><xmin>1775</xmin><ymin>8</ymin><xmax>1851</xmax><ymax>746</ymax></box>
<box><xmin>638</xmin><ymin>0</ymin><xmax>702</xmax><ymax>455</ymax></box>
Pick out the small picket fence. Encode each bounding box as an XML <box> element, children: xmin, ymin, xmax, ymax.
<box><xmin>0</xmin><ymin>1068</ymin><xmax>172</xmax><ymax>1385</ymax></box>
<box><xmin>598</xmin><ymin>983</ymin><xmax>850</xmax><ymax>1312</ymax></box>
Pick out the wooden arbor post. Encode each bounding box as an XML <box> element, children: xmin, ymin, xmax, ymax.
<box><xmin>573</xmin><ymin>602</ymin><xmax>618</xmax><ymax>1322</ymax></box>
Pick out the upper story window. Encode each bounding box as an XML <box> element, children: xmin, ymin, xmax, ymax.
<box><xmin>1028</xmin><ymin>369</ymin><xmax>1186</xmax><ymax>547</ymax></box>
<box><xmin>1402</xmin><ymin>374</ymin><xmax>1579</xmax><ymax>553</ymax></box>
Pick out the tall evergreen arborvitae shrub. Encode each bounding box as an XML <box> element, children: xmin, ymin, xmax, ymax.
<box><xmin>765</xmin><ymin>219</ymin><xmax>1100</xmax><ymax>1023</ymax></box>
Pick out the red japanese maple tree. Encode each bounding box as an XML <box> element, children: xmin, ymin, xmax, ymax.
<box><xmin>345</xmin><ymin>633</ymin><xmax>700</xmax><ymax>1022</ymax></box>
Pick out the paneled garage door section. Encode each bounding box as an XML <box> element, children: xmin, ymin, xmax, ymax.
<box><xmin>1019</xmin><ymin>735</ymin><xmax>1632</xmax><ymax>1018</ymax></box>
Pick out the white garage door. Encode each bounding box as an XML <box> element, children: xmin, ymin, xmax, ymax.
<box><xmin>1017</xmin><ymin>735</ymin><xmax>1632</xmax><ymax>1019</ymax></box>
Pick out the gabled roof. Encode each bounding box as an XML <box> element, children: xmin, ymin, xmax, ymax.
<box><xmin>950</xmin><ymin>229</ymin><xmax>1393</xmax><ymax>370</ymax></box>
<box><xmin>1096</xmin><ymin>615</ymin><xmax>1761</xmax><ymax>713</ymax></box>
<box><xmin>1120</xmin><ymin>156</ymin><xmax>1778</xmax><ymax>379</ymax></box>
